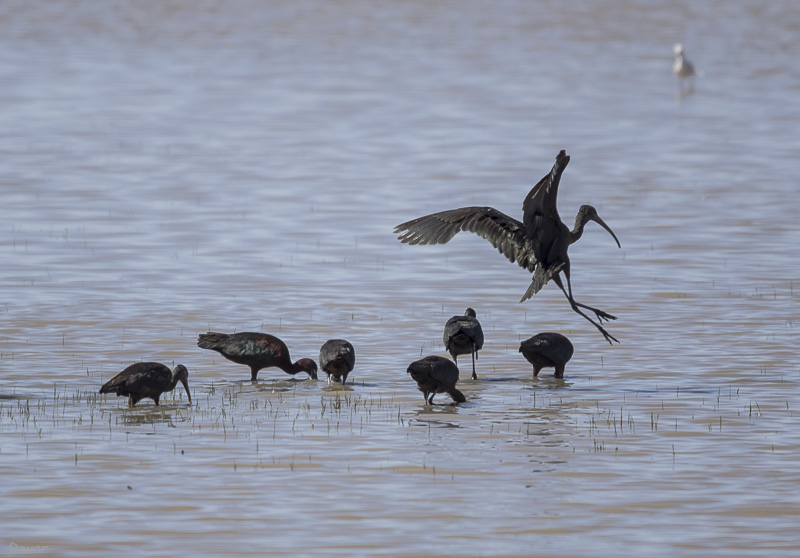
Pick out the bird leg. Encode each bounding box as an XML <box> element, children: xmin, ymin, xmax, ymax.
<box><xmin>553</xmin><ymin>274</ymin><xmax>619</xmax><ymax>345</ymax></box>
<box><xmin>471</xmin><ymin>350</ymin><xmax>477</xmax><ymax>380</ymax></box>
<box><xmin>559</xmin><ymin>270</ymin><xmax>617</xmax><ymax>322</ymax></box>
<box><xmin>574</xmin><ymin>301</ymin><xmax>617</xmax><ymax>323</ymax></box>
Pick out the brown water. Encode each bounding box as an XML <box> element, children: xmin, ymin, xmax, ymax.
<box><xmin>1</xmin><ymin>1</ymin><xmax>799</xmax><ymax>556</ymax></box>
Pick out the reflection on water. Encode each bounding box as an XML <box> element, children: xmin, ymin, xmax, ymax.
<box><xmin>2</xmin><ymin>0</ymin><xmax>800</xmax><ymax>555</ymax></box>
<box><xmin>111</xmin><ymin>405</ymin><xmax>193</xmax><ymax>428</ymax></box>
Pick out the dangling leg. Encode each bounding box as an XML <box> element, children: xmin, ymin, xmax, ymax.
<box><xmin>574</xmin><ymin>300</ymin><xmax>616</xmax><ymax>322</ymax></box>
<box><xmin>560</xmin><ymin>269</ymin><xmax>617</xmax><ymax>322</ymax></box>
<box><xmin>558</xmin><ymin>264</ymin><xmax>618</xmax><ymax>321</ymax></box>
<box><xmin>553</xmin><ymin>274</ymin><xmax>619</xmax><ymax>345</ymax></box>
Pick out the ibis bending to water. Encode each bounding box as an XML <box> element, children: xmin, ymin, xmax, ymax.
<box><xmin>100</xmin><ymin>362</ymin><xmax>191</xmax><ymax>406</ymax></box>
<box><xmin>197</xmin><ymin>332</ymin><xmax>317</xmax><ymax>381</ymax></box>
<box><xmin>319</xmin><ymin>339</ymin><xmax>356</xmax><ymax>384</ymax></box>
<box><xmin>394</xmin><ymin>150</ymin><xmax>621</xmax><ymax>344</ymax></box>
<box><xmin>443</xmin><ymin>308</ymin><xmax>484</xmax><ymax>380</ymax></box>
<box><xmin>407</xmin><ymin>355</ymin><xmax>466</xmax><ymax>405</ymax></box>
<box><xmin>519</xmin><ymin>332</ymin><xmax>574</xmax><ymax>379</ymax></box>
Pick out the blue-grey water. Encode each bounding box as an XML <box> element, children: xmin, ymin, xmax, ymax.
<box><xmin>1</xmin><ymin>1</ymin><xmax>799</xmax><ymax>556</ymax></box>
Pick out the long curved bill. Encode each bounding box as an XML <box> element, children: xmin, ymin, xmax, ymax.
<box><xmin>181</xmin><ymin>379</ymin><xmax>192</xmax><ymax>404</ymax></box>
<box><xmin>593</xmin><ymin>215</ymin><xmax>621</xmax><ymax>248</ymax></box>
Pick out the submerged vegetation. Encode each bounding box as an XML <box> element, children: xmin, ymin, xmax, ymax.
<box><xmin>1</xmin><ymin>375</ymin><xmax>794</xmax><ymax>463</ymax></box>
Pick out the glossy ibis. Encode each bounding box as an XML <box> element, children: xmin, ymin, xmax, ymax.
<box><xmin>100</xmin><ymin>362</ymin><xmax>191</xmax><ymax>406</ymax></box>
<box><xmin>443</xmin><ymin>307</ymin><xmax>484</xmax><ymax>380</ymax></box>
<box><xmin>519</xmin><ymin>332</ymin><xmax>574</xmax><ymax>379</ymax></box>
<box><xmin>197</xmin><ymin>332</ymin><xmax>317</xmax><ymax>381</ymax></box>
<box><xmin>407</xmin><ymin>355</ymin><xmax>466</xmax><ymax>405</ymax></box>
<box><xmin>319</xmin><ymin>339</ymin><xmax>356</xmax><ymax>384</ymax></box>
<box><xmin>394</xmin><ymin>150</ymin><xmax>621</xmax><ymax>344</ymax></box>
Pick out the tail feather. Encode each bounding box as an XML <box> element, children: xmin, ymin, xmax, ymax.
<box><xmin>520</xmin><ymin>272</ymin><xmax>546</xmax><ymax>303</ymax></box>
<box><xmin>99</xmin><ymin>376</ymin><xmax>124</xmax><ymax>394</ymax></box>
<box><xmin>520</xmin><ymin>262</ymin><xmax>565</xmax><ymax>302</ymax></box>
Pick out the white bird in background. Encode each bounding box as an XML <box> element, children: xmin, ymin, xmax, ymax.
<box><xmin>673</xmin><ymin>43</ymin><xmax>696</xmax><ymax>93</ymax></box>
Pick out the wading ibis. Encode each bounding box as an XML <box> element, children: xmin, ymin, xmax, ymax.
<box><xmin>443</xmin><ymin>308</ymin><xmax>484</xmax><ymax>380</ymax></box>
<box><xmin>100</xmin><ymin>362</ymin><xmax>191</xmax><ymax>406</ymax></box>
<box><xmin>197</xmin><ymin>332</ymin><xmax>317</xmax><ymax>381</ymax></box>
<box><xmin>319</xmin><ymin>339</ymin><xmax>356</xmax><ymax>384</ymax></box>
<box><xmin>407</xmin><ymin>355</ymin><xmax>466</xmax><ymax>405</ymax></box>
<box><xmin>519</xmin><ymin>332</ymin><xmax>574</xmax><ymax>379</ymax></box>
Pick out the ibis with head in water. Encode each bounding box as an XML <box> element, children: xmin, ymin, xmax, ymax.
<box><xmin>198</xmin><ymin>332</ymin><xmax>318</xmax><ymax>381</ymax></box>
<box><xmin>100</xmin><ymin>362</ymin><xmax>191</xmax><ymax>406</ymax></box>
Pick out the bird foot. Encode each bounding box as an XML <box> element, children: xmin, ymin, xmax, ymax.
<box><xmin>594</xmin><ymin>309</ymin><xmax>617</xmax><ymax>323</ymax></box>
<box><xmin>570</xmin><ymin>299</ymin><xmax>617</xmax><ymax>323</ymax></box>
<box><xmin>598</xmin><ymin>326</ymin><xmax>620</xmax><ymax>345</ymax></box>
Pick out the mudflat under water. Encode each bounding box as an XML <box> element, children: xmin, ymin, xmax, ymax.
<box><xmin>1</xmin><ymin>1</ymin><xmax>799</xmax><ymax>556</ymax></box>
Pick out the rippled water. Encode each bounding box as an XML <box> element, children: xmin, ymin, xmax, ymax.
<box><xmin>1</xmin><ymin>1</ymin><xmax>799</xmax><ymax>556</ymax></box>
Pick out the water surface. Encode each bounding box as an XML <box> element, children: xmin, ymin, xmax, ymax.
<box><xmin>1</xmin><ymin>1</ymin><xmax>799</xmax><ymax>556</ymax></box>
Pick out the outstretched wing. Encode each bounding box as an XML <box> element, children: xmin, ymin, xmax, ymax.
<box><xmin>522</xmin><ymin>149</ymin><xmax>570</xmax><ymax>224</ymax></box>
<box><xmin>394</xmin><ymin>206</ymin><xmax>537</xmax><ymax>272</ymax></box>
<box><xmin>522</xmin><ymin>150</ymin><xmax>570</xmax><ymax>262</ymax></box>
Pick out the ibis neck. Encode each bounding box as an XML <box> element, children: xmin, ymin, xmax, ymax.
<box><xmin>570</xmin><ymin>219</ymin><xmax>587</xmax><ymax>244</ymax></box>
<box><xmin>277</xmin><ymin>357</ymin><xmax>301</xmax><ymax>375</ymax></box>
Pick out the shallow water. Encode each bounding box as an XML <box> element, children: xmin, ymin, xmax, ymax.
<box><xmin>1</xmin><ymin>1</ymin><xmax>799</xmax><ymax>556</ymax></box>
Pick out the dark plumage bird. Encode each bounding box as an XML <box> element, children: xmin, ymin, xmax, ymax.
<box><xmin>519</xmin><ymin>332</ymin><xmax>574</xmax><ymax>379</ymax></box>
<box><xmin>197</xmin><ymin>332</ymin><xmax>317</xmax><ymax>381</ymax></box>
<box><xmin>443</xmin><ymin>307</ymin><xmax>484</xmax><ymax>380</ymax></box>
<box><xmin>100</xmin><ymin>362</ymin><xmax>191</xmax><ymax>406</ymax></box>
<box><xmin>407</xmin><ymin>355</ymin><xmax>466</xmax><ymax>405</ymax></box>
<box><xmin>319</xmin><ymin>339</ymin><xmax>356</xmax><ymax>384</ymax></box>
<box><xmin>394</xmin><ymin>150</ymin><xmax>621</xmax><ymax>344</ymax></box>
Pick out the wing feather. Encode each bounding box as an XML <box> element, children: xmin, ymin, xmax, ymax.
<box><xmin>100</xmin><ymin>363</ymin><xmax>170</xmax><ymax>395</ymax></box>
<box><xmin>522</xmin><ymin>149</ymin><xmax>570</xmax><ymax>231</ymax></box>
<box><xmin>394</xmin><ymin>206</ymin><xmax>537</xmax><ymax>271</ymax></box>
